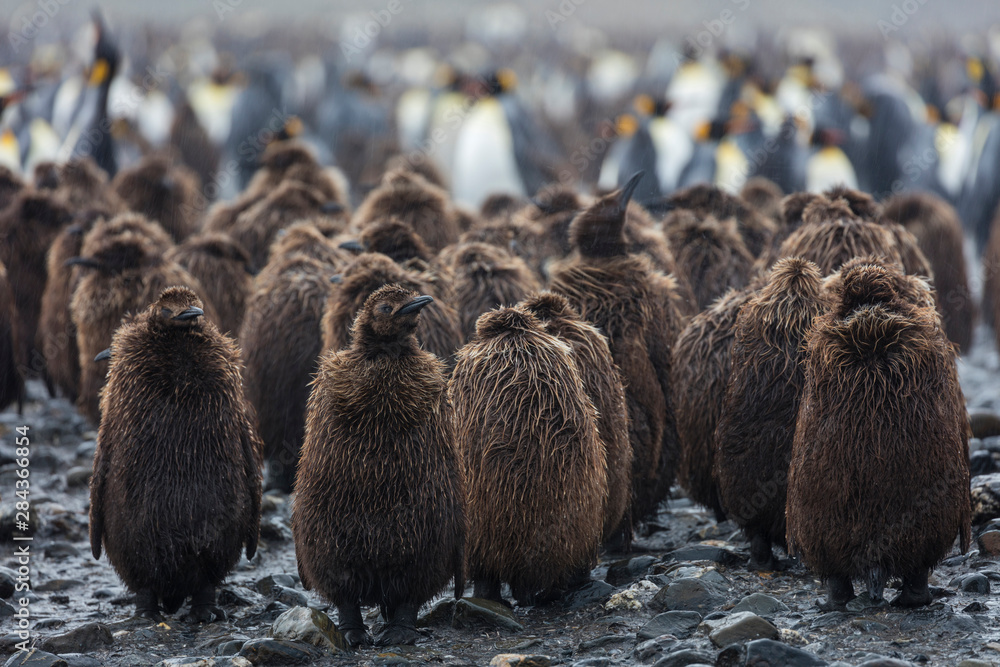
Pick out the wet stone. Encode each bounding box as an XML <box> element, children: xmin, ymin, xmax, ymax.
<box><xmin>962</xmin><ymin>601</ymin><xmax>988</xmax><ymax>613</ymax></box>
<box><xmin>951</xmin><ymin>573</ymin><xmax>991</xmax><ymax>594</ymax></box>
<box><xmin>855</xmin><ymin>660</ymin><xmax>917</xmax><ymax>667</ymax></box>
<box><xmin>851</xmin><ymin>619</ymin><xmax>888</xmax><ymax>633</ymax></box>
<box><xmin>38</xmin><ymin>622</ymin><xmax>113</xmax><ymax>654</ymax></box>
<box><xmin>666</xmin><ymin>545</ymin><xmax>744</xmax><ymax>566</ymax></box>
<box><xmin>35</xmin><ymin>579</ymin><xmax>84</xmax><ymax>593</ymax></box>
<box><xmin>270</xmin><ymin>606</ymin><xmax>345</xmax><ymax>651</ymax></box>
<box><xmin>576</xmin><ymin>634</ymin><xmax>626</xmax><ymax>650</ymax></box>
<box><xmin>255</xmin><ymin>574</ymin><xmax>297</xmax><ymax>596</ymax></box>
<box><xmin>0</xmin><ymin>568</ymin><xmax>15</xmax><ymax>598</ymax></box>
<box><xmin>809</xmin><ymin>612</ymin><xmax>848</xmax><ymax>629</ymax></box>
<box><xmin>0</xmin><ymin>600</ymin><xmax>13</xmax><ymax>617</ymax></box>
<box><xmin>259</xmin><ymin>518</ymin><xmax>291</xmax><ymax>543</ymax></box>
<box><xmin>237</xmin><ymin>638</ymin><xmax>323</xmax><ymax>665</ymax></box>
<box><xmin>41</xmin><ymin>543</ymin><xmax>79</xmax><ymax>560</ymax></box>
<box><xmin>648</xmin><ymin>578</ymin><xmax>725</xmax><ymax>613</ymax></box>
<box><xmin>453</xmin><ymin>598</ymin><xmax>523</xmax><ymax>632</ymax></box>
<box><xmin>58</xmin><ymin>655</ymin><xmax>102</xmax><ymax>667</ymax></box>
<box><xmin>489</xmin><ymin>655</ymin><xmax>551</xmax><ymax>667</ymax></box>
<box><xmin>272</xmin><ymin>585</ymin><xmax>307</xmax><ymax>608</ymax></box>
<box><xmin>65</xmin><ymin>466</ymin><xmax>92</xmax><ymax>487</ymax></box>
<box><xmin>708</xmin><ymin>612</ymin><xmax>779</xmax><ymax>648</ymax></box>
<box><xmin>731</xmin><ymin>593</ymin><xmax>789</xmax><ymax>616</ymax></box>
<box><xmin>638</xmin><ymin>611</ymin><xmax>702</xmax><ymax>640</ymax></box>
<box><xmin>218</xmin><ymin>586</ymin><xmax>257</xmax><ymax>606</ymax></box>
<box><xmin>971</xmin><ymin>474</ymin><xmax>1000</xmax><ymax>524</ymax></box>
<box><xmin>977</xmin><ymin>530</ymin><xmax>1000</xmax><ymax>556</ymax></box>
<box><xmin>957</xmin><ymin>661</ymin><xmax>993</xmax><ymax>667</ymax></box>
<box><xmin>564</xmin><ymin>580</ymin><xmax>614</xmax><ymax>609</ymax></box>
<box><xmin>572</xmin><ymin>660</ymin><xmax>611</xmax><ymax>667</ymax></box>
<box><xmin>417</xmin><ymin>598</ymin><xmax>455</xmax><ymax>627</ymax></box>
<box><xmin>606</xmin><ymin>555</ymin><xmax>658</xmax><ymax>586</ymax></box>
<box><xmin>743</xmin><ymin>639</ymin><xmax>828</xmax><ymax>666</ymax></box>
<box><xmin>217</xmin><ymin>640</ymin><xmax>246</xmax><ymax>656</ymax></box>
<box><xmin>651</xmin><ymin>649</ymin><xmax>715</xmax><ymax>667</ymax></box>
<box><xmin>633</xmin><ymin>636</ymin><xmax>683</xmax><ymax>661</ymax></box>
<box><xmin>3</xmin><ymin>649</ymin><xmax>69</xmax><ymax>667</ymax></box>
<box><xmin>846</xmin><ymin>592</ymin><xmax>889</xmax><ymax>612</ymax></box>
<box><xmin>939</xmin><ymin>613</ymin><xmax>982</xmax><ymax>634</ymax></box>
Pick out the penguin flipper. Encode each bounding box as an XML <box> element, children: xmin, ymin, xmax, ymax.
<box><xmin>89</xmin><ymin>441</ymin><xmax>108</xmax><ymax>560</ymax></box>
<box><xmin>242</xmin><ymin>427</ymin><xmax>263</xmax><ymax>561</ymax></box>
<box><xmin>453</xmin><ymin>542</ymin><xmax>465</xmax><ymax>600</ymax></box>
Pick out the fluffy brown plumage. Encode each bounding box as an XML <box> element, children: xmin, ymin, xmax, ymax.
<box><xmin>450</xmin><ymin>305</ymin><xmax>606</xmax><ymax>604</ymax></box>
<box><xmin>672</xmin><ymin>284</ymin><xmax>760</xmax><ymax>520</ymax></box>
<box><xmin>882</xmin><ymin>193</ymin><xmax>975</xmax><ymax>352</ymax></box>
<box><xmin>34</xmin><ymin>158</ymin><xmax>126</xmax><ymax>212</ymax></box>
<box><xmin>444</xmin><ymin>242</ymin><xmax>541</xmax><ymax>342</ymax></box>
<box><xmin>522</xmin><ymin>291</ymin><xmax>632</xmax><ymax>547</ymax></box>
<box><xmin>740</xmin><ymin>177</ymin><xmax>783</xmax><ymax>222</ymax></box>
<box><xmin>668</xmin><ymin>183</ymin><xmax>777</xmax><ymax>258</ymax></box>
<box><xmin>166</xmin><ymin>233</ymin><xmax>255</xmax><ymax>338</ymax></box>
<box><xmin>267</xmin><ymin>222</ymin><xmax>351</xmax><ymax>272</ymax></box>
<box><xmin>355</xmin><ymin>218</ymin><xmax>433</xmax><ymax>263</ymax></box>
<box><xmin>112</xmin><ymin>156</ymin><xmax>204</xmax><ymax>242</ymax></box>
<box><xmin>245</xmin><ymin>141</ymin><xmax>349</xmax><ymax>205</ymax></box>
<box><xmin>823</xmin><ymin>255</ymin><xmax>937</xmax><ymax>312</ymax></box>
<box><xmin>0</xmin><ymin>260</ymin><xmax>25</xmax><ymax>412</ymax></box>
<box><xmin>787</xmin><ymin>262</ymin><xmax>970</xmax><ymax>608</ymax></box>
<box><xmin>457</xmin><ymin>216</ymin><xmax>548</xmax><ymax>280</ymax></box>
<box><xmin>664</xmin><ymin>210</ymin><xmax>755</xmax><ymax>312</ymax></box>
<box><xmin>239</xmin><ymin>253</ymin><xmax>334</xmax><ymax>492</ymax></box>
<box><xmin>714</xmin><ymin>258</ymin><xmax>827</xmax><ymax>570</ymax></box>
<box><xmin>549</xmin><ymin>176</ymin><xmax>680</xmax><ymax>523</ymax></box>
<box><xmin>0</xmin><ymin>166</ymin><xmax>24</xmax><ymax>212</ymax></box>
<box><xmin>322</xmin><ymin>253</ymin><xmax>462</xmax><ymax>366</ymax></box>
<box><xmin>89</xmin><ymin>287</ymin><xmax>261</xmax><ymax>621</ymax></box>
<box><xmin>293</xmin><ymin>285</ymin><xmax>465</xmax><ymax>647</ymax></box>
<box><xmin>0</xmin><ymin>189</ymin><xmax>74</xmax><ymax>378</ymax></box>
<box><xmin>353</xmin><ymin>170</ymin><xmax>460</xmax><ymax>252</ymax></box>
<box><xmin>985</xmin><ymin>211</ymin><xmax>1000</xmax><ymax>336</ymax></box>
<box><xmin>69</xmin><ymin>223</ymin><xmax>214</xmax><ymax>424</ymax></box>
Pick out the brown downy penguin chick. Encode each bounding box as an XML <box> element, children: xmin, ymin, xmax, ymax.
<box><xmin>38</xmin><ymin>158</ymin><xmax>127</xmax><ymax>212</ymax></box>
<box><xmin>240</xmin><ymin>253</ymin><xmax>334</xmax><ymax>492</ymax></box>
<box><xmin>229</xmin><ymin>180</ymin><xmax>334</xmax><ymax>270</ymax></box>
<box><xmin>352</xmin><ymin>218</ymin><xmax>433</xmax><ymax>264</ymax></box>
<box><xmin>445</xmin><ymin>242</ymin><xmax>541</xmax><ymax>342</ymax></box>
<box><xmin>245</xmin><ymin>141</ymin><xmax>348</xmax><ymax>205</ymax></box>
<box><xmin>549</xmin><ymin>172</ymin><xmax>681</xmax><ymax>523</ymax></box>
<box><xmin>456</xmin><ymin>216</ymin><xmax>548</xmax><ymax>280</ymax></box>
<box><xmin>322</xmin><ymin>253</ymin><xmax>462</xmax><ymax>366</ymax></box>
<box><xmin>169</xmin><ymin>100</ymin><xmax>220</xmax><ymax>196</ymax></box>
<box><xmin>0</xmin><ymin>189</ymin><xmax>74</xmax><ymax>377</ymax></box>
<box><xmin>90</xmin><ymin>287</ymin><xmax>262</xmax><ymax>622</ymax></box>
<box><xmin>668</xmin><ymin>183</ymin><xmax>777</xmax><ymax>258</ymax></box>
<box><xmin>823</xmin><ymin>255</ymin><xmax>936</xmax><ymax>312</ymax></box>
<box><xmin>385</xmin><ymin>154</ymin><xmax>448</xmax><ymax>190</ymax></box>
<box><xmin>0</xmin><ymin>261</ymin><xmax>26</xmax><ymax>412</ymax></box>
<box><xmin>672</xmin><ymin>283</ymin><xmax>761</xmax><ymax>521</ymax></box>
<box><xmin>881</xmin><ymin>193</ymin><xmax>975</xmax><ymax>352</ymax></box>
<box><xmin>522</xmin><ymin>291</ymin><xmax>632</xmax><ymax>549</ymax></box>
<box><xmin>740</xmin><ymin>177</ymin><xmax>783</xmax><ymax>223</ymax></box>
<box><xmin>450</xmin><ymin>305</ymin><xmax>606</xmax><ymax>604</ymax></box>
<box><xmin>38</xmin><ymin>208</ymin><xmax>115</xmax><ymax>401</ymax></box>
<box><xmin>524</xmin><ymin>185</ymin><xmax>585</xmax><ymax>260</ymax></box>
<box><xmin>166</xmin><ymin>234</ymin><xmax>255</xmax><ymax>339</ymax></box>
<box><xmin>267</xmin><ymin>222</ymin><xmax>351</xmax><ymax>272</ymax></box>
<box><xmin>480</xmin><ymin>193</ymin><xmax>528</xmax><ymax>222</ymax></box>
<box><xmin>69</xmin><ymin>230</ymin><xmax>217</xmax><ymax>424</ymax></box>
<box><xmin>112</xmin><ymin>156</ymin><xmax>204</xmax><ymax>242</ymax></box>
<box><xmin>776</xmin><ymin>199</ymin><xmax>902</xmax><ymax>276</ymax></box>
<box><xmin>756</xmin><ymin>192</ymin><xmax>823</xmax><ymax>271</ymax></box>
<box><xmin>0</xmin><ymin>166</ymin><xmax>25</xmax><ymax>212</ymax></box>
<box><xmin>293</xmin><ymin>285</ymin><xmax>465</xmax><ymax>647</ymax></box>
<box><xmin>353</xmin><ymin>169</ymin><xmax>461</xmax><ymax>253</ymax></box>
<box><xmin>787</xmin><ymin>262</ymin><xmax>970</xmax><ymax>609</ymax></box>
<box><xmin>664</xmin><ymin>210</ymin><xmax>755</xmax><ymax>311</ymax></box>
<box><xmin>714</xmin><ymin>258</ymin><xmax>827</xmax><ymax>570</ymax></box>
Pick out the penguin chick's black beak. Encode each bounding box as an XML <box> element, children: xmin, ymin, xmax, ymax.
<box><xmin>338</xmin><ymin>239</ymin><xmax>365</xmax><ymax>253</ymax></box>
<box><xmin>396</xmin><ymin>295</ymin><xmax>434</xmax><ymax>316</ymax></box>
<box><xmin>64</xmin><ymin>257</ymin><xmax>104</xmax><ymax>270</ymax></box>
<box><xmin>94</xmin><ymin>348</ymin><xmax>111</xmax><ymax>362</ymax></box>
<box><xmin>330</xmin><ymin>274</ymin><xmax>343</xmax><ymax>284</ymax></box>
<box><xmin>172</xmin><ymin>306</ymin><xmax>204</xmax><ymax>321</ymax></box>
<box><xmin>617</xmin><ymin>171</ymin><xmax>644</xmax><ymax>212</ymax></box>
<box><xmin>320</xmin><ymin>201</ymin><xmax>345</xmax><ymax>215</ymax></box>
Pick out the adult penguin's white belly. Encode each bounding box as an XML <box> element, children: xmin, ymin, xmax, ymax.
<box><xmin>650</xmin><ymin>116</ymin><xmax>693</xmax><ymax>194</ymax></box>
<box><xmin>807</xmin><ymin>146</ymin><xmax>858</xmax><ymax>193</ymax></box>
<box><xmin>452</xmin><ymin>98</ymin><xmax>525</xmax><ymax>209</ymax></box>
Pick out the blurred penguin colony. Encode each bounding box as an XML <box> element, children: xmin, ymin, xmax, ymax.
<box><xmin>1</xmin><ymin>6</ymin><xmax>999</xmax><ymax>636</ymax></box>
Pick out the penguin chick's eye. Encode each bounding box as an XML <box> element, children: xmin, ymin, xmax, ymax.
<box><xmin>161</xmin><ymin>307</ymin><xmax>172</xmax><ymax>318</ymax></box>
<box><xmin>379</xmin><ymin>304</ymin><xmax>393</xmax><ymax>315</ymax></box>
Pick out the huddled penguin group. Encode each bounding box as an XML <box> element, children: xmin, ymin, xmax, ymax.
<box><xmin>1</xmin><ymin>13</ymin><xmax>996</xmax><ymax>653</ymax></box>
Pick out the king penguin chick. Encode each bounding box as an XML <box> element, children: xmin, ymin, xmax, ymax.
<box><xmin>89</xmin><ymin>287</ymin><xmax>262</xmax><ymax>622</ymax></box>
<box><xmin>549</xmin><ymin>171</ymin><xmax>681</xmax><ymax>525</ymax></box>
<box><xmin>293</xmin><ymin>285</ymin><xmax>465</xmax><ymax>647</ymax></box>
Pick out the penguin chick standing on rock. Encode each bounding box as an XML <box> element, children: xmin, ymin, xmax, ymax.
<box><xmin>787</xmin><ymin>263</ymin><xmax>970</xmax><ymax>609</ymax></box>
<box><xmin>90</xmin><ymin>287</ymin><xmax>262</xmax><ymax>622</ymax></box>
<box><xmin>450</xmin><ymin>305</ymin><xmax>606</xmax><ymax>605</ymax></box>
<box><xmin>293</xmin><ymin>285</ymin><xmax>465</xmax><ymax>647</ymax></box>
<box><xmin>714</xmin><ymin>257</ymin><xmax>827</xmax><ymax>571</ymax></box>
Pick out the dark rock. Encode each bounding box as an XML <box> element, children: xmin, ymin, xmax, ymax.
<box><xmin>577</xmin><ymin>635</ymin><xmax>626</xmax><ymax>650</ymax></box>
<box><xmin>259</xmin><ymin>517</ymin><xmax>291</xmax><ymax>542</ymax></box>
<box><xmin>217</xmin><ymin>640</ymin><xmax>246</xmax><ymax>656</ymax></box>
<box><xmin>708</xmin><ymin>612</ymin><xmax>779</xmax><ymax>647</ymax></box>
<box><xmin>573</xmin><ymin>660</ymin><xmax>611</xmax><ymax>667</ymax></box>
<box><xmin>977</xmin><ymin>530</ymin><xmax>1000</xmax><ymax>555</ymax></box>
<box><xmin>851</xmin><ymin>619</ymin><xmax>888</xmax><ymax>632</ymax></box>
<box><xmin>845</xmin><ymin>592</ymin><xmax>888</xmax><ymax>612</ymax></box>
<box><xmin>58</xmin><ymin>654</ymin><xmax>101</xmax><ymax>667</ymax></box>
<box><xmin>938</xmin><ymin>614</ymin><xmax>982</xmax><ymax>634</ymax></box>
<box><xmin>255</xmin><ymin>574</ymin><xmax>297</xmax><ymax>596</ymax></box>
<box><xmin>238</xmin><ymin>638</ymin><xmax>323</xmax><ymax>665</ymax></box>
<box><xmin>417</xmin><ymin>598</ymin><xmax>455</xmax><ymax>627</ymax></box>
<box><xmin>743</xmin><ymin>639</ymin><xmax>828</xmax><ymax>666</ymax></box>
<box><xmin>453</xmin><ymin>598</ymin><xmax>523</xmax><ymax>632</ymax></box>
<box><xmin>563</xmin><ymin>580</ymin><xmax>614</xmax><ymax>609</ymax></box>
<box><xmin>950</xmin><ymin>573</ymin><xmax>990</xmax><ymax>594</ymax></box>
<box><xmin>272</xmin><ymin>585</ymin><xmax>308</xmax><ymax>608</ymax></box>
<box><xmin>971</xmin><ymin>474</ymin><xmax>1000</xmax><ymax>524</ymax></box>
<box><xmin>970</xmin><ymin>412</ymin><xmax>1000</xmax><ymax>439</ymax></box>
<box><xmin>969</xmin><ymin>450</ymin><xmax>997</xmax><ymax>476</ymax></box>
<box><xmin>606</xmin><ymin>556</ymin><xmax>658</xmax><ymax>586</ymax></box>
<box><xmin>374</xmin><ymin>654</ymin><xmax>411</xmax><ymax>666</ymax></box>
<box><xmin>91</xmin><ymin>588</ymin><xmax>119</xmax><ymax>600</ymax></box>
<box><xmin>35</xmin><ymin>580</ymin><xmax>84</xmax><ymax>593</ymax></box>
<box><xmin>634</xmin><ymin>636</ymin><xmax>683</xmax><ymax>662</ymax></box>
<box><xmin>74</xmin><ymin>441</ymin><xmax>97</xmax><ymax>461</ymax></box>
<box><xmin>666</xmin><ymin>545</ymin><xmax>744</xmax><ymax>566</ymax></box>
<box><xmin>41</xmin><ymin>543</ymin><xmax>79</xmax><ymax>560</ymax></box>
<box><xmin>962</xmin><ymin>601</ymin><xmax>988</xmax><ymax>613</ymax></box>
<box><xmin>2</xmin><ymin>649</ymin><xmax>68</xmax><ymax>667</ymax></box>
<box><xmin>648</xmin><ymin>578</ymin><xmax>725</xmax><ymax>613</ymax></box>
<box><xmin>33</xmin><ymin>620</ymin><xmax>65</xmax><ymax>631</ymax></box>
<box><xmin>941</xmin><ymin>554</ymin><xmax>969</xmax><ymax>567</ymax></box>
<box><xmin>899</xmin><ymin>615</ymin><xmax>935</xmax><ymax>631</ymax></box>
<box><xmin>218</xmin><ymin>586</ymin><xmax>257</xmax><ymax>606</ymax></box>
<box><xmin>37</xmin><ymin>623</ymin><xmax>112</xmax><ymax>654</ymax></box>
<box><xmin>0</xmin><ymin>601</ymin><xmax>13</xmax><ymax>617</ymax></box>
<box><xmin>270</xmin><ymin>606</ymin><xmax>346</xmax><ymax>651</ymax></box>
<box><xmin>638</xmin><ymin>611</ymin><xmax>702</xmax><ymax>640</ymax></box>
<box><xmin>0</xmin><ymin>569</ymin><xmax>15</xmax><ymax>598</ymax></box>
<box><xmin>810</xmin><ymin>613</ymin><xmax>847</xmax><ymax>629</ymax></box>
<box><xmin>732</xmin><ymin>593</ymin><xmax>789</xmax><ymax>616</ymax></box>
<box><xmin>651</xmin><ymin>649</ymin><xmax>715</xmax><ymax>667</ymax></box>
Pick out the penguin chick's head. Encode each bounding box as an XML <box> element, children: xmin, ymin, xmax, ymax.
<box><xmin>152</xmin><ymin>286</ymin><xmax>206</xmax><ymax>330</ymax></box>
<box><xmin>353</xmin><ymin>284</ymin><xmax>433</xmax><ymax>348</ymax></box>
<box><xmin>569</xmin><ymin>170</ymin><xmax>644</xmax><ymax>258</ymax></box>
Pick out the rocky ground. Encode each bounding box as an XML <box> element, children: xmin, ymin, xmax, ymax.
<box><xmin>0</xmin><ymin>325</ymin><xmax>999</xmax><ymax>667</ymax></box>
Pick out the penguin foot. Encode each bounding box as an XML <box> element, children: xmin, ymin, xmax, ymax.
<box><xmin>818</xmin><ymin>575</ymin><xmax>855</xmax><ymax>611</ymax></box>
<box><xmin>135</xmin><ymin>589</ymin><xmax>163</xmax><ymax>623</ymax></box>
<box><xmin>338</xmin><ymin>604</ymin><xmax>372</xmax><ymax>647</ymax></box>
<box><xmin>891</xmin><ymin>571</ymin><xmax>932</xmax><ymax>608</ymax></box>
<box><xmin>473</xmin><ymin>579</ymin><xmax>506</xmax><ymax>606</ymax></box>
<box><xmin>186</xmin><ymin>604</ymin><xmax>227</xmax><ymax>623</ymax></box>
<box><xmin>748</xmin><ymin>535</ymin><xmax>782</xmax><ymax>572</ymax></box>
<box><xmin>375</xmin><ymin>623</ymin><xmax>421</xmax><ymax>646</ymax></box>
